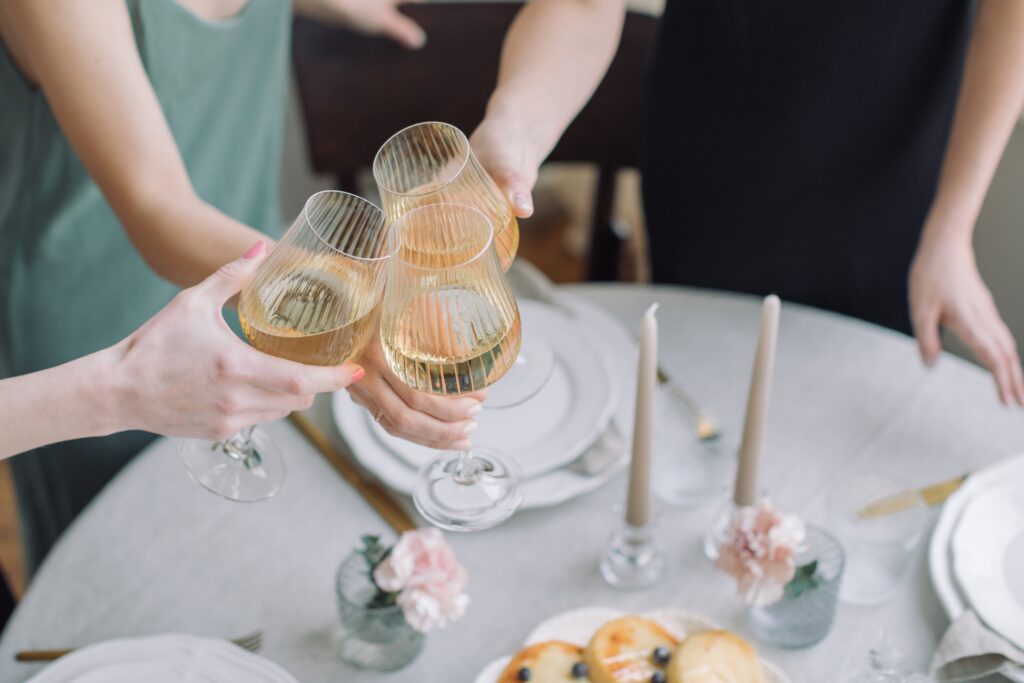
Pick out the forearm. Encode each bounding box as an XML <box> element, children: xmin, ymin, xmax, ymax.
<box><xmin>118</xmin><ymin>186</ymin><xmax>267</xmax><ymax>287</ymax></box>
<box><xmin>0</xmin><ymin>349</ymin><xmax>122</xmax><ymax>460</ymax></box>
<box><xmin>484</xmin><ymin>0</ymin><xmax>625</xmax><ymax>166</ymax></box>
<box><xmin>926</xmin><ymin>0</ymin><xmax>1024</xmax><ymax>244</ymax></box>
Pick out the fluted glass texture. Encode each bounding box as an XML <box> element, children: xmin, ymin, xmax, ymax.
<box><xmin>239</xmin><ymin>191</ymin><xmax>391</xmax><ymax>366</ymax></box>
<box><xmin>381</xmin><ymin>204</ymin><xmax>522</xmax><ymax>396</ymax></box>
<box><xmin>372</xmin><ymin>122</ymin><xmax>518</xmax><ymax>271</ymax></box>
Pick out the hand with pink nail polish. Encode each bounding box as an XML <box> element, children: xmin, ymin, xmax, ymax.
<box><xmin>346</xmin><ymin>333</ymin><xmax>487</xmax><ymax>451</ymax></box>
<box><xmin>0</xmin><ymin>244</ymin><xmax>366</xmax><ymax>460</ymax></box>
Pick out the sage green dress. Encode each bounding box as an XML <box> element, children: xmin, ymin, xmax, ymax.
<box><xmin>0</xmin><ymin>0</ymin><xmax>290</xmax><ymax>570</ymax></box>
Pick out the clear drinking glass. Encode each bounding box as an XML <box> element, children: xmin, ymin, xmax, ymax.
<box><xmin>380</xmin><ymin>203</ymin><xmax>524</xmax><ymax>531</ymax></box>
<box><xmin>748</xmin><ymin>525</ymin><xmax>845</xmax><ymax>648</ymax></box>
<box><xmin>180</xmin><ymin>191</ymin><xmax>391</xmax><ymax>502</ymax></box>
<box><xmin>828</xmin><ymin>474</ymin><xmax>927</xmax><ymax>605</ymax></box>
<box><xmin>373</xmin><ymin>122</ymin><xmax>552</xmax><ymax>407</ymax></box>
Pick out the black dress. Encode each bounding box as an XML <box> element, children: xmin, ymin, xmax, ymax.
<box><xmin>641</xmin><ymin>0</ymin><xmax>973</xmax><ymax>332</ymax></box>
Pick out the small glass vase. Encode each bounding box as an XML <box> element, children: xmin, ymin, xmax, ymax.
<box><xmin>335</xmin><ymin>550</ymin><xmax>425</xmax><ymax>671</ymax></box>
<box><xmin>748</xmin><ymin>525</ymin><xmax>845</xmax><ymax>649</ymax></box>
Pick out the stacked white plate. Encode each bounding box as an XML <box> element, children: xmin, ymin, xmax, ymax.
<box><xmin>929</xmin><ymin>453</ymin><xmax>1024</xmax><ymax>682</ymax></box>
<box><xmin>333</xmin><ymin>295</ymin><xmax>636</xmax><ymax>509</ymax></box>
<box><xmin>25</xmin><ymin>634</ymin><xmax>297</xmax><ymax>683</ymax></box>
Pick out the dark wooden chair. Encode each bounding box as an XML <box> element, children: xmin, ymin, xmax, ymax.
<box><xmin>292</xmin><ymin>4</ymin><xmax>656</xmax><ymax>280</ymax></box>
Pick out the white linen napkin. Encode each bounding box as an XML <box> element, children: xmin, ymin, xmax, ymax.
<box><xmin>931</xmin><ymin>610</ymin><xmax>1024</xmax><ymax>681</ymax></box>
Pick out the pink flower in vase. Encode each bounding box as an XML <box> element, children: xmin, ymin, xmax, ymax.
<box><xmin>716</xmin><ymin>498</ymin><xmax>807</xmax><ymax>606</ymax></box>
<box><xmin>373</xmin><ymin>528</ymin><xmax>469</xmax><ymax>633</ymax></box>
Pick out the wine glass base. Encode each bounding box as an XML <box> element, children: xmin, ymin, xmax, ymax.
<box><xmin>485</xmin><ymin>327</ymin><xmax>555</xmax><ymax>409</ymax></box>
<box><xmin>413</xmin><ymin>448</ymin><xmax>524</xmax><ymax>532</ymax></box>
<box><xmin>179</xmin><ymin>430</ymin><xmax>286</xmax><ymax>503</ymax></box>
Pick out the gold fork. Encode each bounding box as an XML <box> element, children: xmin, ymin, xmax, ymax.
<box><xmin>15</xmin><ymin>631</ymin><xmax>263</xmax><ymax>662</ymax></box>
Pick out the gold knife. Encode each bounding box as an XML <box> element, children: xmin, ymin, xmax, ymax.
<box><xmin>288</xmin><ymin>412</ymin><xmax>416</xmax><ymax>533</ymax></box>
<box><xmin>855</xmin><ymin>474</ymin><xmax>968</xmax><ymax>520</ymax></box>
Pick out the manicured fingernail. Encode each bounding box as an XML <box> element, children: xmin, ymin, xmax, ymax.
<box><xmin>350</xmin><ymin>365</ymin><xmax>366</xmax><ymax>382</ymax></box>
<box><xmin>466</xmin><ymin>402</ymin><xmax>483</xmax><ymax>417</ymax></box>
<box><xmin>451</xmin><ymin>439</ymin><xmax>472</xmax><ymax>451</ymax></box>
<box><xmin>462</xmin><ymin>422</ymin><xmax>479</xmax><ymax>436</ymax></box>
<box><xmin>513</xmin><ymin>193</ymin><xmax>532</xmax><ymax>211</ymax></box>
<box><xmin>244</xmin><ymin>241</ymin><xmax>266</xmax><ymax>259</ymax></box>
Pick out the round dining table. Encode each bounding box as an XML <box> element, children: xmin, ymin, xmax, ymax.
<box><xmin>2</xmin><ymin>284</ymin><xmax>1022</xmax><ymax>683</ymax></box>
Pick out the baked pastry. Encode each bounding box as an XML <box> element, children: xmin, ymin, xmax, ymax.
<box><xmin>667</xmin><ymin>630</ymin><xmax>764</xmax><ymax>683</ymax></box>
<box><xmin>498</xmin><ymin>641</ymin><xmax>591</xmax><ymax>682</ymax></box>
<box><xmin>583</xmin><ymin>616</ymin><xmax>678</xmax><ymax>683</ymax></box>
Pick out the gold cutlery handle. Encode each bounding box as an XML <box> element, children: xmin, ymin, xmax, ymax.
<box><xmin>16</xmin><ymin>649</ymin><xmax>73</xmax><ymax>662</ymax></box>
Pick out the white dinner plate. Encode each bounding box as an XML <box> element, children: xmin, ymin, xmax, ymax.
<box><xmin>929</xmin><ymin>452</ymin><xmax>1024</xmax><ymax>682</ymax></box>
<box><xmin>332</xmin><ymin>293</ymin><xmax>637</xmax><ymax>510</ymax></box>
<box><xmin>952</xmin><ymin>477</ymin><xmax>1024</xmax><ymax>651</ymax></box>
<box><xmin>472</xmin><ymin>606</ymin><xmax>792</xmax><ymax>683</ymax></box>
<box><xmin>25</xmin><ymin>634</ymin><xmax>297</xmax><ymax>683</ymax></box>
<box><xmin>365</xmin><ymin>300</ymin><xmax>618</xmax><ymax>478</ymax></box>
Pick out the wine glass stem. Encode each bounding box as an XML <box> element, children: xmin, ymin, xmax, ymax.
<box><xmin>452</xmin><ymin>450</ymin><xmax>481</xmax><ymax>485</ymax></box>
<box><xmin>221</xmin><ymin>425</ymin><xmax>261</xmax><ymax>470</ymax></box>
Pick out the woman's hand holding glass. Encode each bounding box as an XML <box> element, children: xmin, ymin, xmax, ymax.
<box><xmin>346</xmin><ymin>335</ymin><xmax>485</xmax><ymax>451</ymax></box>
<box><xmin>110</xmin><ymin>242</ymin><xmax>366</xmax><ymax>441</ymax></box>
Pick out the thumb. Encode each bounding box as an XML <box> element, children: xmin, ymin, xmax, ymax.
<box><xmin>380</xmin><ymin>9</ymin><xmax>426</xmax><ymax>50</ymax></box>
<box><xmin>198</xmin><ymin>241</ymin><xmax>267</xmax><ymax>303</ymax></box>
<box><xmin>913</xmin><ymin>305</ymin><xmax>943</xmax><ymax>367</ymax></box>
<box><xmin>499</xmin><ymin>176</ymin><xmax>535</xmax><ymax>219</ymax></box>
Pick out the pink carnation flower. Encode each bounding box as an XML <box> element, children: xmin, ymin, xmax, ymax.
<box><xmin>373</xmin><ymin>528</ymin><xmax>469</xmax><ymax>633</ymax></box>
<box><xmin>716</xmin><ymin>498</ymin><xmax>807</xmax><ymax>606</ymax></box>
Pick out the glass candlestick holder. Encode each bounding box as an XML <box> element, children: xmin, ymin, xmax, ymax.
<box><xmin>600</xmin><ymin>508</ymin><xmax>667</xmax><ymax>589</ymax></box>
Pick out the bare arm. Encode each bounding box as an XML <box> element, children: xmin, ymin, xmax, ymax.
<box><xmin>0</xmin><ymin>0</ymin><xmax>262</xmax><ymax>286</ymax></box>
<box><xmin>470</xmin><ymin>0</ymin><xmax>626</xmax><ymax>215</ymax></box>
<box><xmin>909</xmin><ymin>0</ymin><xmax>1024</xmax><ymax>405</ymax></box>
<box><xmin>0</xmin><ymin>245</ymin><xmax>363</xmax><ymax>461</ymax></box>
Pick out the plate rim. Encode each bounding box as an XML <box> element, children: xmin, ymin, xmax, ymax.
<box><xmin>24</xmin><ymin>633</ymin><xmax>297</xmax><ymax>683</ymax></box>
<box><xmin>369</xmin><ymin>299</ymin><xmax>619</xmax><ymax>478</ymax></box>
<box><xmin>330</xmin><ymin>293</ymin><xmax>638</xmax><ymax>510</ymax></box>
<box><xmin>928</xmin><ymin>452</ymin><xmax>1024</xmax><ymax>681</ymax></box>
<box><xmin>950</xmin><ymin>479</ymin><xmax>1024</xmax><ymax>651</ymax></box>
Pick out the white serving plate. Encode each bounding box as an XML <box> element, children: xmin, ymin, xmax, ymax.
<box><xmin>370</xmin><ymin>300</ymin><xmax>618</xmax><ymax>478</ymax></box>
<box><xmin>929</xmin><ymin>453</ymin><xmax>1024</xmax><ymax>682</ymax></box>
<box><xmin>334</xmin><ymin>293</ymin><xmax>638</xmax><ymax>510</ymax></box>
<box><xmin>951</xmin><ymin>477</ymin><xmax>1024</xmax><ymax>651</ymax></box>
<box><xmin>472</xmin><ymin>607</ymin><xmax>792</xmax><ymax>683</ymax></box>
<box><xmin>25</xmin><ymin>634</ymin><xmax>297</xmax><ymax>683</ymax></box>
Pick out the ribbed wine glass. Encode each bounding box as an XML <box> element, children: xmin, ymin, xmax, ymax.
<box><xmin>380</xmin><ymin>203</ymin><xmax>525</xmax><ymax>530</ymax></box>
<box><xmin>180</xmin><ymin>191</ymin><xmax>391</xmax><ymax>502</ymax></box>
<box><xmin>373</xmin><ymin>122</ymin><xmax>552</xmax><ymax>408</ymax></box>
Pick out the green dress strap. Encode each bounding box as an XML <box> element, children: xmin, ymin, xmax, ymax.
<box><xmin>0</xmin><ymin>0</ymin><xmax>291</xmax><ymax>571</ymax></box>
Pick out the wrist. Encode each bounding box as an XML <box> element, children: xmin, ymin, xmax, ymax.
<box><xmin>86</xmin><ymin>343</ymin><xmax>137</xmax><ymax>436</ymax></box>
<box><xmin>482</xmin><ymin>92</ymin><xmax>548</xmax><ymax>169</ymax></box>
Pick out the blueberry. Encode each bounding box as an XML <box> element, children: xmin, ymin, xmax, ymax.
<box><xmin>652</xmin><ymin>646</ymin><xmax>671</xmax><ymax>665</ymax></box>
<box><xmin>516</xmin><ymin>667</ymin><xmax>532</xmax><ymax>681</ymax></box>
<box><xmin>571</xmin><ymin>662</ymin><xmax>589</xmax><ymax>678</ymax></box>
<box><xmin>651</xmin><ymin>672</ymin><xmax>667</xmax><ymax>683</ymax></box>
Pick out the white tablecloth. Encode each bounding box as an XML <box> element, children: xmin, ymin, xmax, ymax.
<box><xmin>2</xmin><ymin>284</ymin><xmax>1021</xmax><ymax>682</ymax></box>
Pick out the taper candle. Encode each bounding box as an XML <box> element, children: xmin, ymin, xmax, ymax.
<box><xmin>626</xmin><ymin>303</ymin><xmax>659</xmax><ymax>527</ymax></box>
<box><xmin>733</xmin><ymin>294</ymin><xmax>781</xmax><ymax>507</ymax></box>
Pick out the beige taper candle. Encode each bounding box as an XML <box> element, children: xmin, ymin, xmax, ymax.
<box><xmin>733</xmin><ymin>294</ymin><xmax>781</xmax><ymax>507</ymax></box>
<box><xmin>626</xmin><ymin>303</ymin><xmax>659</xmax><ymax>527</ymax></box>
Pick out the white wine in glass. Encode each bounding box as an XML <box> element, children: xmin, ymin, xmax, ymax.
<box><xmin>380</xmin><ymin>203</ymin><xmax>525</xmax><ymax>531</ymax></box>
<box><xmin>373</xmin><ymin>121</ymin><xmax>550</xmax><ymax>408</ymax></box>
<box><xmin>372</xmin><ymin>122</ymin><xmax>519</xmax><ymax>272</ymax></box>
<box><xmin>180</xmin><ymin>191</ymin><xmax>391</xmax><ymax>502</ymax></box>
<box><xmin>239</xmin><ymin>256</ymin><xmax>379</xmax><ymax>367</ymax></box>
